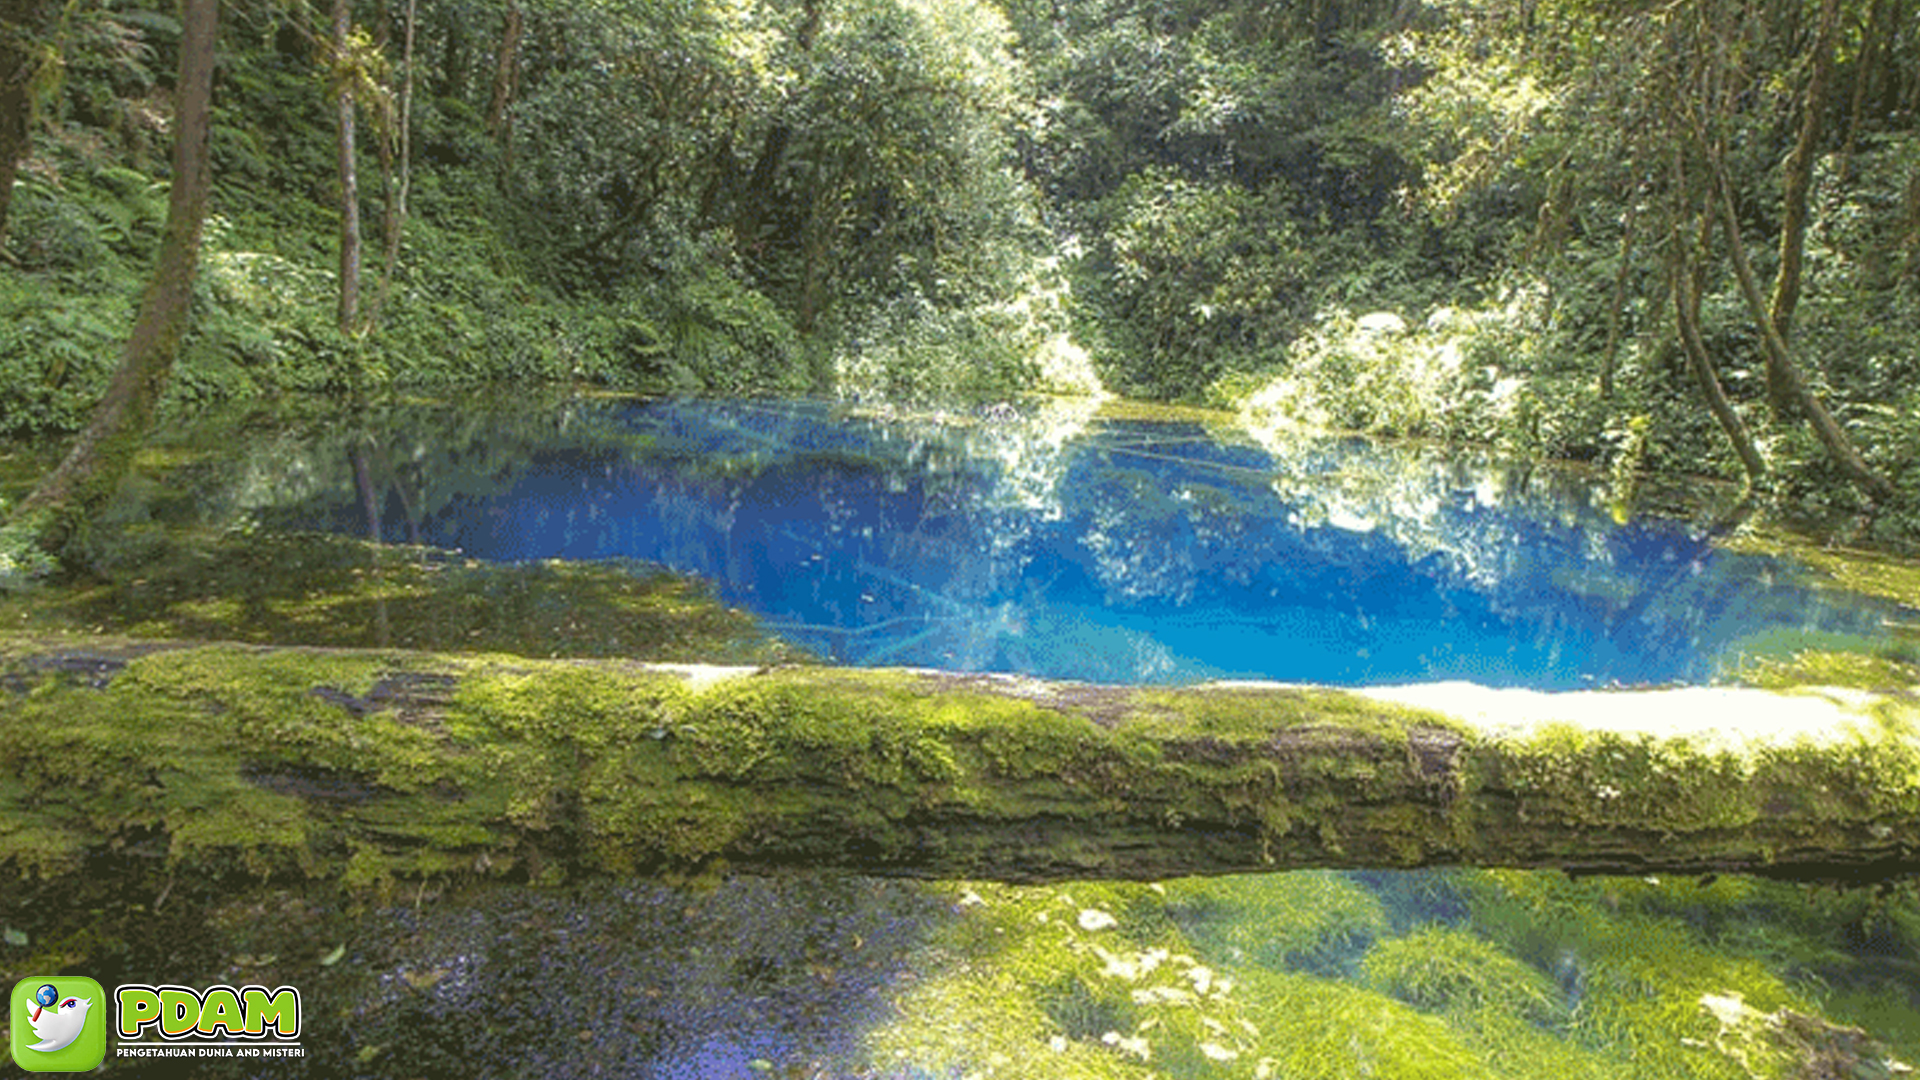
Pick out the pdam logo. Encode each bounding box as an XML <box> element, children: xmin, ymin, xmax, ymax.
<box><xmin>9</xmin><ymin>977</ymin><xmax>107</xmax><ymax>1072</ymax></box>
<box><xmin>115</xmin><ymin>984</ymin><xmax>306</xmax><ymax>1060</ymax></box>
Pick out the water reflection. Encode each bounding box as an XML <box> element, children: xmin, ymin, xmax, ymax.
<box><xmin>255</xmin><ymin>397</ymin><xmax>1908</xmax><ymax>690</ymax></box>
<box><xmin>140</xmin><ymin>395</ymin><xmax>1918</xmax><ymax>1079</ymax></box>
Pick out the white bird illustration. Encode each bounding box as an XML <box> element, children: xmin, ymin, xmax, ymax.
<box><xmin>26</xmin><ymin>994</ymin><xmax>93</xmax><ymax>1053</ymax></box>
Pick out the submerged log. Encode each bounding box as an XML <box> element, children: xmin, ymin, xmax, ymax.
<box><xmin>2</xmin><ymin>635</ymin><xmax>1917</xmax><ymax>887</ymax></box>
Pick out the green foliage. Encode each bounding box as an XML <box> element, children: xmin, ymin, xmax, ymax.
<box><xmin>8</xmin><ymin>0</ymin><xmax>1920</xmax><ymax>540</ymax></box>
<box><xmin>1091</xmin><ymin>168</ymin><xmax>1305</xmax><ymax>398</ymax></box>
<box><xmin>1236</xmin><ymin>287</ymin><xmax>1595</xmax><ymax>454</ymax></box>
<box><xmin>613</xmin><ymin>246</ymin><xmax>806</xmax><ymax>394</ymax></box>
<box><xmin>0</xmin><ymin>272</ymin><xmax>129</xmax><ymax>435</ymax></box>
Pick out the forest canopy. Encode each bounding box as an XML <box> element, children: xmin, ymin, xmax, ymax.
<box><xmin>2</xmin><ymin>0</ymin><xmax>1918</xmax><ymax>538</ymax></box>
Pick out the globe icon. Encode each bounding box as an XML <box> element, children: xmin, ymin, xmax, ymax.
<box><xmin>34</xmin><ymin>983</ymin><xmax>58</xmax><ymax>1008</ymax></box>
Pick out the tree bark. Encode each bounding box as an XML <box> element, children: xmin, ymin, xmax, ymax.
<box><xmin>1765</xmin><ymin>0</ymin><xmax>1837</xmax><ymax>378</ymax></box>
<box><xmin>5</xmin><ymin>637</ymin><xmax>1917</xmax><ymax>887</ymax></box>
<box><xmin>1673</xmin><ymin>213</ymin><xmax>1768</xmax><ymax>492</ymax></box>
<box><xmin>372</xmin><ymin>0</ymin><xmax>415</xmax><ymax>325</ymax></box>
<box><xmin>12</xmin><ymin>0</ymin><xmax>220</xmax><ymax>559</ymax></box>
<box><xmin>332</xmin><ymin>0</ymin><xmax>363</xmax><ymax>335</ymax></box>
<box><xmin>734</xmin><ymin>0</ymin><xmax>824</xmax><ymax>259</ymax></box>
<box><xmin>485</xmin><ymin>0</ymin><xmax>521</xmax><ymax>143</ymax></box>
<box><xmin>1838</xmin><ymin>0</ymin><xmax>1887</xmax><ymax>185</ymax></box>
<box><xmin>0</xmin><ymin>0</ymin><xmax>61</xmax><ymax>254</ymax></box>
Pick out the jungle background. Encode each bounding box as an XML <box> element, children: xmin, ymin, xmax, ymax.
<box><xmin>5</xmin><ymin>4</ymin><xmax>1920</xmax><ymax>1077</ymax></box>
<box><xmin>1</xmin><ymin>0</ymin><xmax>1918</xmax><ymax>538</ymax></box>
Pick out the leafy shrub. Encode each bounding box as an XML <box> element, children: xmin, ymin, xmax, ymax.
<box><xmin>1087</xmin><ymin>167</ymin><xmax>1305</xmax><ymax>400</ymax></box>
<box><xmin>0</xmin><ymin>275</ymin><xmax>131</xmax><ymax>436</ymax></box>
<box><xmin>1234</xmin><ymin>283</ymin><xmax>1624</xmax><ymax>465</ymax></box>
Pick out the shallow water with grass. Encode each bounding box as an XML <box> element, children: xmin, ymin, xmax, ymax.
<box><xmin>4</xmin><ymin>394</ymin><xmax>1917</xmax><ymax>1079</ymax></box>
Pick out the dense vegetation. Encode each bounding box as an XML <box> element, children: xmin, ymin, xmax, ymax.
<box><xmin>2</xmin><ymin>0</ymin><xmax>1918</xmax><ymax>541</ymax></box>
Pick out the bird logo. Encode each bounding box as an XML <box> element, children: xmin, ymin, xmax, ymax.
<box><xmin>10</xmin><ymin>976</ymin><xmax>107</xmax><ymax>1071</ymax></box>
<box><xmin>25</xmin><ymin>990</ymin><xmax>93</xmax><ymax>1054</ymax></box>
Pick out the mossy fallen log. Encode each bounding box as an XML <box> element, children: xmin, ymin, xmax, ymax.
<box><xmin>4</xmin><ymin>634</ymin><xmax>1918</xmax><ymax>889</ymax></box>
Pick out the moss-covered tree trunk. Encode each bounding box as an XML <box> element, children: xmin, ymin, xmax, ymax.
<box><xmin>5</xmin><ymin>636</ymin><xmax>1917</xmax><ymax>891</ymax></box>
<box><xmin>0</xmin><ymin>0</ymin><xmax>60</xmax><ymax>254</ymax></box>
<box><xmin>12</xmin><ymin>0</ymin><xmax>219</xmax><ymax>559</ymax></box>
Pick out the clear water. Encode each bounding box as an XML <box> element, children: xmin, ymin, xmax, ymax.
<box><xmin>280</xmin><ymin>396</ymin><xmax>1905</xmax><ymax>690</ymax></box>
<box><xmin>217</xmin><ymin>395</ymin><xmax>1920</xmax><ymax>1078</ymax></box>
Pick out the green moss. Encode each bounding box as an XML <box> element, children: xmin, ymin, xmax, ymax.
<box><xmin>1721</xmin><ymin>528</ymin><xmax>1920</xmax><ymax>608</ymax></box>
<box><xmin>1495</xmin><ymin>722</ymin><xmax>1763</xmax><ymax>833</ymax></box>
<box><xmin>0</xmin><ymin>530</ymin><xmax>798</xmax><ymax>664</ymax></box>
<box><xmin>1163</xmin><ymin>871</ymin><xmax>1390</xmax><ymax>975</ymax></box>
<box><xmin>1732</xmin><ymin>648</ymin><xmax>1920</xmax><ymax>692</ymax></box>
<box><xmin>1483</xmin><ymin>697</ymin><xmax>1920</xmax><ymax>848</ymax></box>
<box><xmin>1361</xmin><ymin>925</ymin><xmax>1566</xmax><ymax>1024</ymax></box>
<box><xmin>1130</xmin><ymin>684</ymin><xmax>1464</xmax><ymax>743</ymax></box>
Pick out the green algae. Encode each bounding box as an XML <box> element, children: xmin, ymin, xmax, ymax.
<box><xmin>869</xmin><ymin>870</ymin><xmax>1875</xmax><ymax>1080</ymax></box>
<box><xmin>1720</xmin><ymin>527</ymin><xmax>1920</xmax><ymax>609</ymax></box>
<box><xmin>1232</xmin><ymin>966</ymin><xmax>1490</xmax><ymax>1079</ymax></box>
<box><xmin>1361</xmin><ymin>925</ymin><xmax>1566</xmax><ymax>1024</ymax></box>
<box><xmin>1163</xmin><ymin>871</ymin><xmax>1389</xmax><ymax>976</ymax></box>
<box><xmin>1732</xmin><ymin>647</ymin><xmax>1920</xmax><ymax>692</ymax></box>
<box><xmin>0</xmin><ymin>529</ymin><xmax>800</xmax><ymax>662</ymax></box>
<box><xmin>1454</xmin><ymin>869</ymin><xmax>1896</xmax><ymax>1080</ymax></box>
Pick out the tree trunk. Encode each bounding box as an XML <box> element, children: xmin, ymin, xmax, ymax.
<box><xmin>12</xmin><ymin>0</ymin><xmax>220</xmax><ymax>559</ymax></box>
<box><xmin>1673</xmin><ymin>214</ymin><xmax>1768</xmax><ymax>492</ymax></box>
<box><xmin>5</xmin><ymin>637</ymin><xmax>1917</xmax><ymax>887</ymax></box>
<box><xmin>0</xmin><ymin>41</ymin><xmax>31</xmax><ymax>255</ymax></box>
<box><xmin>1710</xmin><ymin>161</ymin><xmax>1897</xmax><ymax>503</ymax></box>
<box><xmin>0</xmin><ymin>0</ymin><xmax>60</xmax><ymax>253</ymax></box>
<box><xmin>733</xmin><ymin>0</ymin><xmax>823</xmax><ymax>259</ymax></box>
<box><xmin>1838</xmin><ymin>0</ymin><xmax>1888</xmax><ymax>185</ymax></box>
<box><xmin>332</xmin><ymin>0</ymin><xmax>363</xmax><ymax>335</ymax></box>
<box><xmin>372</xmin><ymin>0</ymin><xmax>416</xmax><ymax>325</ymax></box>
<box><xmin>1765</xmin><ymin>0</ymin><xmax>1837</xmax><ymax>381</ymax></box>
<box><xmin>485</xmin><ymin>0</ymin><xmax>522</xmax><ymax>142</ymax></box>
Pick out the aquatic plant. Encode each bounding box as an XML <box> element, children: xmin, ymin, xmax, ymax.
<box><xmin>1360</xmin><ymin>924</ymin><xmax>1566</xmax><ymax>1026</ymax></box>
<box><xmin>1162</xmin><ymin>871</ymin><xmax>1390</xmax><ymax>976</ymax></box>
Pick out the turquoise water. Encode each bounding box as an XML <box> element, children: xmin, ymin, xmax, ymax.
<box><xmin>212</xmin><ymin>396</ymin><xmax>1920</xmax><ymax>1079</ymax></box>
<box><xmin>282</xmin><ymin>397</ymin><xmax>1907</xmax><ymax>690</ymax></box>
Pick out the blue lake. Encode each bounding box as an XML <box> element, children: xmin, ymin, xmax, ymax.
<box><xmin>279</xmin><ymin>396</ymin><xmax>1908</xmax><ymax>690</ymax></box>
<box><xmin>207</xmin><ymin>395</ymin><xmax>1920</xmax><ymax>1078</ymax></box>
